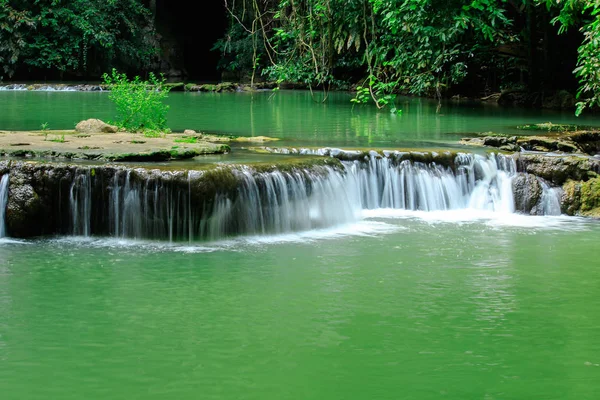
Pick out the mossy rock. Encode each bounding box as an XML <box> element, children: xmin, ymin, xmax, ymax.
<box><xmin>562</xmin><ymin>178</ymin><xmax>600</xmax><ymax>217</ymax></box>
<box><xmin>517</xmin><ymin>154</ymin><xmax>600</xmax><ymax>185</ymax></box>
<box><xmin>164</xmin><ymin>83</ymin><xmax>184</xmax><ymax>92</ymax></box>
<box><xmin>517</xmin><ymin>136</ymin><xmax>579</xmax><ymax>153</ymax></box>
<box><xmin>579</xmin><ymin>177</ymin><xmax>600</xmax><ymax>216</ymax></box>
<box><xmin>517</xmin><ymin>123</ymin><xmax>583</xmax><ymax>132</ymax></box>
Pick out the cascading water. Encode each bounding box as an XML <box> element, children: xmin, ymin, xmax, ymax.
<box><xmin>0</xmin><ymin>174</ymin><xmax>9</xmax><ymax>238</ymax></box>
<box><xmin>64</xmin><ymin>153</ymin><xmax>526</xmax><ymax>241</ymax></box>
<box><xmin>70</xmin><ymin>171</ymin><xmax>92</xmax><ymax>236</ymax></box>
<box><xmin>538</xmin><ymin>180</ymin><xmax>563</xmax><ymax>216</ymax></box>
<box><xmin>345</xmin><ymin>153</ymin><xmax>515</xmax><ymax>212</ymax></box>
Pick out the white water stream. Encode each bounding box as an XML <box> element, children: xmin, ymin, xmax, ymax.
<box><xmin>0</xmin><ymin>174</ymin><xmax>9</xmax><ymax>238</ymax></box>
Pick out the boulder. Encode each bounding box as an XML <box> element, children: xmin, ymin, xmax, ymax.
<box><xmin>512</xmin><ymin>173</ymin><xmax>542</xmax><ymax>214</ymax></box>
<box><xmin>542</xmin><ymin>90</ymin><xmax>576</xmax><ymax>110</ymax></box>
<box><xmin>183</xmin><ymin>129</ymin><xmax>196</xmax><ymax>135</ymax></box>
<box><xmin>75</xmin><ymin>119</ymin><xmax>118</xmax><ymax>134</ymax></box>
<box><xmin>562</xmin><ymin>177</ymin><xmax>600</xmax><ymax>217</ymax></box>
<box><xmin>483</xmin><ymin>136</ymin><xmax>514</xmax><ymax>147</ymax></box>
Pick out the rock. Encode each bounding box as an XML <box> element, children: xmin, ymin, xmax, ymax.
<box><xmin>461</xmin><ymin>136</ymin><xmax>519</xmax><ymax>151</ymax></box>
<box><xmin>481</xmin><ymin>93</ymin><xmax>501</xmax><ymax>102</ymax></box>
<box><xmin>562</xmin><ymin>180</ymin><xmax>582</xmax><ymax>216</ymax></box>
<box><xmin>542</xmin><ymin>90</ymin><xmax>576</xmax><ymax>110</ymax></box>
<box><xmin>483</xmin><ymin>136</ymin><xmax>510</xmax><ymax>147</ymax></box>
<box><xmin>233</xmin><ymin>136</ymin><xmax>280</xmax><ymax>143</ymax></box>
<box><xmin>498</xmin><ymin>90</ymin><xmax>541</xmax><ymax>108</ymax></box>
<box><xmin>183</xmin><ymin>129</ymin><xmax>196</xmax><ymax>135</ymax></box>
<box><xmin>75</xmin><ymin>119</ymin><xmax>118</xmax><ymax>134</ymax></box>
<box><xmin>562</xmin><ymin>177</ymin><xmax>600</xmax><ymax>217</ymax></box>
<box><xmin>512</xmin><ymin>173</ymin><xmax>543</xmax><ymax>214</ymax></box>
<box><xmin>6</xmin><ymin>169</ymin><xmax>45</xmax><ymax>237</ymax></box>
<box><xmin>499</xmin><ymin>144</ymin><xmax>520</xmax><ymax>152</ymax></box>
<box><xmin>460</xmin><ymin>137</ymin><xmax>485</xmax><ymax>147</ymax></box>
<box><xmin>569</xmin><ymin>131</ymin><xmax>600</xmax><ymax>155</ymax></box>
<box><xmin>517</xmin><ymin>136</ymin><xmax>579</xmax><ymax>153</ymax></box>
<box><xmin>516</xmin><ymin>154</ymin><xmax>600</xmax><ymax>185</ymax></box>
<box><xmin>215</xmin><ymin>82</ymin><xmax>237</xmax><ymax>92</ymax></box>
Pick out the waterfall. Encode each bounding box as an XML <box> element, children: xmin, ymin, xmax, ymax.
<box><xmin>61</xmin><ymin>153</ymin><xmax>526</xmax><ymax>241</ymax></box>
<box><xmin>538</xmin><ymin>180</ymin><xmax>562</xmax><ymax>216</ymax></box>
<box><xmin>0</xmin><ymin>174</ymin><xmax>9</xmax><ymax>238</ymax></box>
<box><xmin>70</xmin><ymin>170</ymin><xmax>92</xmax><ymax>236</ymax></box>
<box><xmin>345</xmin><ymin>153</ymin><xmax>515</xmax><ymax>212</ymax></box>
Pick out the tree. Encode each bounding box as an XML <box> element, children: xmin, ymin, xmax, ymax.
<box><xmin>541</xmin><ymin>0</ymin><xmax>600</xmax><ymax>115</ymax></box>
<box><xmin>0</xmin><ymin>0</ymin><xmax>158</xmax><ymax>80</ymax></box>
<box><xmin>224</xmin><ymin>0</ymin><xmax>511</xmax><ymax>106</ymax></box>
<box><xmin>221</xmin><ymin>0</ymin><xmax>600</xmax><ymax>113</ymax></box>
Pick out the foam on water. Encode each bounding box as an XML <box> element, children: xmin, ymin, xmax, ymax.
<box><xmin>362</xmin><ymin>208</ymin><xmax>589</xmax><ymax>231</ymax></box>
<box><xmin>47</xmin><ymin>219</ymin><xmax>401</xmax><ymax>252</ymax></box>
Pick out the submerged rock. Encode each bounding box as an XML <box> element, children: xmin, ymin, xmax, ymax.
<box><xmin>75</xmin><ymin>119</ymin><xmax>118</xmax><ymax>134</ymax></box>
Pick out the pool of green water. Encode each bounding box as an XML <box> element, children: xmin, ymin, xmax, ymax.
<box><xmin>2</xmin><ymin>90</ymin><xmax>600</xmax><ymax>399</ymax></box>
<box><xmin>1</xmin><ymin>213</ymin><xmax>599</xmax><ymax>400</ymax></box>
<box><xmin>2</xmin><ymin>90</ymin><xmax>600</xmax><ymax>149</ymax></box>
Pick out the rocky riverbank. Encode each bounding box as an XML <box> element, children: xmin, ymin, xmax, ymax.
<box><xmin>460</xmin><ymin>123</ymin><xmax>600</xmax><ymax>155</ymax></box>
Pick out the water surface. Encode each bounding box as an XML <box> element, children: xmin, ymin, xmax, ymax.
<box><xmin>1</xmin><ymin>213</ymin><xmax>599</xmax><ymax>399</ymax></box>
<box><xmin>2</xmin><ymin>90</ymin><xmax>600</xmax><ymax>148</ymax></box>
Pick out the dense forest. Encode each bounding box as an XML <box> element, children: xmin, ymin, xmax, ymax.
<box><xmin>1</xmin><ymin>0</ymin><xmax>599</xmax><ymax>111</ymax></box>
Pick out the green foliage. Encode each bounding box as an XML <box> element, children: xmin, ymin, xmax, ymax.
<box><xmin>225</xmin><ymin>0</ymin><xmax>600</xmax><ymax>114</ymax></box>
<box><xmin>40</xmin><ymin>122</ymin><xmax>49</xmax><ymax>131</ymax></box>
<box><xmin>174</xmin><ymin>136</ymin><xmax>199</xmax><ymax>144</ymax></box>
<box><xmin>541</xmin><ymin>0</ymin><xmax>600</xmax><ymax>115</ymax></box>
<box><xmin>213</xmin><ymin>23</ymin><xmax>263</xmax><ymax>76</ymax></box>
<box><xmin>102</xmin><ymin>69</ymin><xmax>171</xmax><ymax>134</ymax></box>
<box><xmin>0</xmin><ymin>0</ymin><xmax>157</xmax><ymax>79</ymax></box>
<box><xmin>231</xmin><ymin>0</ymin><xmax>511</xmax><ymax>107</ymax></box>
<box><xmin>44</xmin><ymin>133</ymin><xmax>65</xmax><ymax>143</ymax></box>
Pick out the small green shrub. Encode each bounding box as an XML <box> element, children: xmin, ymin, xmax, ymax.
<box><xmin>102</xmin><ymin>69</ymin><xmax>172</xmax><ymax>134</ymax></box>
<box><xmin>40</xmin><ymin>122</ymin><xmax>49</xmax><ymax>131</ymax></box>
<box><xmin>46</xmin><ymin>134</ymin><xmax>65</xmax><ymax>143</ymax></box>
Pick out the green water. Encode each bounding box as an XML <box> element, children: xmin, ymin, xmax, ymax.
<box><xmin>2</xmin><ymin>90</ymin><xmax>600</xmax><ymax>398</ymax></box>
<box><xmin>2</xmin><ymin>90</ymin><xmax>600</xmax><ymax>148</ymax></box>
<box><xmin>1</xmin><ymin>214</ymin><xmax>600</xmax><ymax>399</ymax></box>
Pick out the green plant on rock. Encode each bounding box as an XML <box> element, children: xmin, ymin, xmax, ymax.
<box><xmin>174</xmin><ymin>136</ymin><xmax>198</xmax><ymax>144</ymax></box>
<box><xmin>102</xmin><ymin>69</ymin><xmax>171</xmax><ymax>134</ymax></box>
<box><xmin>46</xmin><ymin>134</ymin><xmax>65</xmax><ymax>143</ymax></box>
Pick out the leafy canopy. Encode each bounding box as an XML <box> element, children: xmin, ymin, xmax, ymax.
<box><xmin>0</xmin><ymin>0</ymin><xmax>157</xmax><ymax>79</ymax></box>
